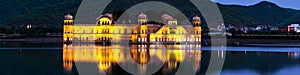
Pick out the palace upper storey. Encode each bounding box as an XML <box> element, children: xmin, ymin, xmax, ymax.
<box><xmin>63</xmin><ymin>13</ymin><xmax>202</xmax><ymax>44</ymax></box>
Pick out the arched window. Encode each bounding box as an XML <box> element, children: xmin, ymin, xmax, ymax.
<box><xmin>131</xmin><ymin>29</ymin><xmax>134</xmax><ymax>34</ymax></box>
<box><xmin>124</xmin><ymin>29</ymin><xmax>127</xmax><ymax>34</ymax></box>
<box><xmin>165</xmin><ymin>38</ymin><xmax>167</xmax><ymax>41</ymax></box>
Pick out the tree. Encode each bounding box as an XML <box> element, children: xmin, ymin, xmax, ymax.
<box><xmin>227</xmin><ymin>28</ymin><xmax>236</xmax><ymax>34</ymax></box>
<box><xmin>297</xmin><ymin>32</ymin><xmax>300</xmax><ymax>37</ymax></box>
<box><xmin>288</xmin><ymin>31</ymin><xmax>297</xmax><ymax>36</ymax></box>
<box><xmin>0</xmin><ymin>27</ymin><xmax>5</xmax><ymax>33</ymax></box>
<box><xmin>236</xmin><ymin>29</ymin><xmax>243</xmax><ymax>35</ymax></box>
<box><xmin>270</xmin><ymin>30</ymin><xmax>283</xmax><ymax>35</ymax></box>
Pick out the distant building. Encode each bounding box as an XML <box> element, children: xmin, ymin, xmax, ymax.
<box><xmin>288</xmin><ymin>24</ymin><xmax>300</xmax><ymax>32</ymax></box>
<box><xmin>269</xmin><ymin>26</ymin><xmax>279</xmax><ymax>31</ymax></box>
<box><xmin>279</xmin><ymin>26</ymin><xmax>288</xmax><ymax>32</ymax></box>
<box><xmin>255</xmin><ymin>26</ymin><xmax>263</xmax><ymax>30</ymax></box>
<box><xmin>225</xmin><ymin>24</ymin><xmax>235</xmax><ymax>30</ymax></box>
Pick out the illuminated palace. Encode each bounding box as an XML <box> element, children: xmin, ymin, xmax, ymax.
<box><xmin>63</xmin><ymin>13</ymin><xmax>202</xmax><ymax>44</ymax></box>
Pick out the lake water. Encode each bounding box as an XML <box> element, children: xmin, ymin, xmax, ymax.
<box><xmin>1</xmin><ymin>43</ymin><xmax>300</xmax><ymax>75</ymax></box>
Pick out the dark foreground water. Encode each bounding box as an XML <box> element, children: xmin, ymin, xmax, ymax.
<box><xmin>1</xmin><ymin>43</ymin><xmax>300</xmax><ymax>75</ymax></box>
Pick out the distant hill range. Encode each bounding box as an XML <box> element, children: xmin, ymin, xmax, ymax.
<box><xmin>0</xmin><ymin>0</ymin><xmax>300</xmax><ymax>27</ymax></box>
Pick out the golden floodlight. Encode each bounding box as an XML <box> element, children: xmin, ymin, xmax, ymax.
<box><xmin>63</xmin><ymin>13</ymin><xmax>202</xmax><ymax>44</ymax></box>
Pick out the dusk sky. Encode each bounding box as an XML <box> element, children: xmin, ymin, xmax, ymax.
<box><xmin>212</xmin><ymin>0</ymin><xmax>300</xmax><ymax>10</ymax></box>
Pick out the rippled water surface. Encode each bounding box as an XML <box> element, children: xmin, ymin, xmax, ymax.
<box><xmin>1</xmin><ymin>43</ymin><xmax>300</xmax><ymax>75</ymax></box>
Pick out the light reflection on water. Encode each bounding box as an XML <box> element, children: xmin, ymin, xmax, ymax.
<box><xmin>63</xmin><ymin>44</ymin><xmax>202</xmax><ymax>75</ymax></box>
<box><xmin>221</xmin><ymin>66</ymin><xmax>300</xmax><ymax>75</ymax></box>
<box><xmin>1</xmin><ymin>43</ymin><xmax>300</xmax><ymax>75</ymax></box>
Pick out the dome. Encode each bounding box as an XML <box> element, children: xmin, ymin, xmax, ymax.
<box><xmin>64</xmin><ymin>14</ymin><xmax>73</xmax><ymax>20</ymax></box>
<box><xmin>103</xmin><ymin>13</ymin><xmax>113</xmax><ymax>18</ymax></box>
<box><xmin>193</xmin><ymin>16</ymin><xmax>201</xmax><ymax>21</ymax></box>
<box><xmin>97</xmin><ymin>13</ymin><xmax>113</xmax><ymax>20</ymax></box>
<box><xmin>162</xmin><ymin>14</ymin><xmax>174</xmax><ymax>20</ymax></box>
<box><xmin>138</xmin><ymin>13</ymin><xmax>147</xmax><ymax>19</ymax></box>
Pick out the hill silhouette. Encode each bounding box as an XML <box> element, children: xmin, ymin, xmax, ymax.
<box><xmin>0</xmin><ymin>0</ymin><xmax>299</xmax><ymax>27</ymax></box>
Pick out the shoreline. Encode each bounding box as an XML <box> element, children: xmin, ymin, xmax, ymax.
<box><xmin>0</xmin><ymin>36</ymin><xmax>62</xmax><ymax>43</ymax></box>
<box><xmin>1</xmin><ymin>36</ymin><xmax>300</xmax><ymax>46</ymax></box>
<box><xmin>203</xmin><ymin>36</ymin><xmax>300</xmax><ymax>46</ymax></box>
<box><xmin>1</xmin><ymin>46</ymin><xmax>300</xmax><ymax>53</ymax></box>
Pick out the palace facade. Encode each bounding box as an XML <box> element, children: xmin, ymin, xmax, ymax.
<box><xmin>63</xmin><ymin>13</ymin><xmax>202</xmax><ymax>44</ymax></box>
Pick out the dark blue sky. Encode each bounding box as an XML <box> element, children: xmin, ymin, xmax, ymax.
<box><xmin>212</xmin><ymin>0</ymin><xmax>300</xmax><ymax>10</ymax></box>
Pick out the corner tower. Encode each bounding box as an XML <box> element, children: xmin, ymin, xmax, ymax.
<box><xmin>63</xmin><ymin>14</ymin><xmax>74</xmax><ymax>43</ymax></box>
<box><xmin>192</xmin><ymin>16</ymin><xmax>201</xmax><ymax>26</ymax></box>
<box><xmin>138</xmin><ymin>13</ymin><xmax>147</xmax><ymax>24</ymax></box>
<box><xmin>192</xmin><ymin>15</ymin><xmax>201</xmax><ymax>42</ymax></box>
